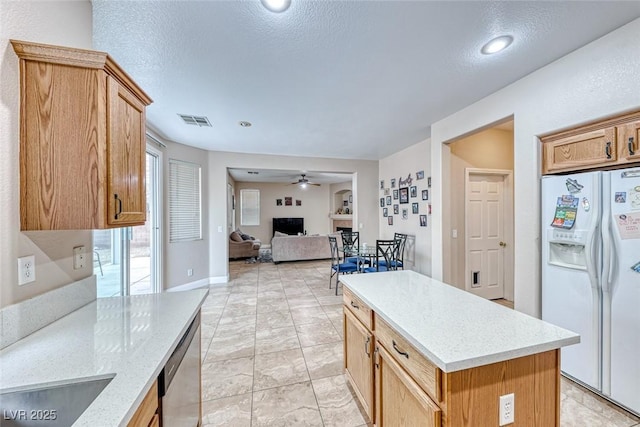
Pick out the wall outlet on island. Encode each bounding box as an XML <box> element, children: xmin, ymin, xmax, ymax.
<box><xmin>499</xmin><ymin>393</ymin><xmax>515</xmax><ymax>425</ymax></box>
<box><xmin>187</xmin><ymin>268</ymin><xmax>193</xmax><ymax>277</ymax></box>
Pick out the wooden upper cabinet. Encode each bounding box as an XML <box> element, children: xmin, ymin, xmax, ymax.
<box><xmin>11</xmin><ymin>40</ymin><xmax>152</xmax><ymax>230</ymax></box>
<box><xmin>619</xmin><ymin>119</ymin><xmax>640</xmax><ymax>162</ymax></box>
<box><xmin>541</xmin><ymin>110</ymin><xmax>640</xmax><ymax>175</ymax></box>
<box><xmin>542</xmin><ymin>127</ymin><xmax>617</xmax><ymax>174</ymax></box>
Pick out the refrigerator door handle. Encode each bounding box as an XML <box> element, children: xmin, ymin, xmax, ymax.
<box><xmin>585</xmin><ymin>224</ymin><xmax>599</xmax><ymax>291</ymax></box>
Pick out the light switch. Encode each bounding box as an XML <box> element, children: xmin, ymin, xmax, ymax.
<box><xmin>73</xmin><ymin>246</ymin><xmax>86</xmax><ymax>269</ymax></box>
<box><xmin>452</xmin><ymin>229</ymin><xmax>458</xmax><ymax>238</ymax></box>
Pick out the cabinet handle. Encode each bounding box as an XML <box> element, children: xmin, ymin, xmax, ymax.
<box><xmin>392</xmin><ymin>340</ymin><xmax>409</xmax><ymax>359</ymax></box>
<box><xmin>114</xmin><ymin>194</ymin><xmax>123</xmax><ymax>219</ymax></box>
<box><xmin>374</xmin><ymin>346</ymin><xmax>380</xmax><ymax>369</ymax></box>
<box><xmin>350</xmin><ymin>301</ymin><xmax>359</xmax><ymax>310</ymax></box>
<box><xmin>629</xmin><ymin>137</ymin><xmax>635</xmax><ymax>156</ymax></box>
<box><xmin>605</xmin><ymin>141</ymin><xmax>612</xmax><ymax>159</ymax></box>
<box><xmin>365</xmin><ymin>336</ymin><xmax>371</xmax><ymax>358</ymax></box>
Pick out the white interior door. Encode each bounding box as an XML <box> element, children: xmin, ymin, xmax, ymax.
<box><xmin>465</xmin><ymin>170</ymin><xmax>510</xmax><ymax>300</ymax></box>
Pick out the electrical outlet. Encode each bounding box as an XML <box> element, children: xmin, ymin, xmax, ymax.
<box><xmin>18</xmin><ymin>255</ymin><xmax>36</xmax><ymax>286</ymax></box>
<box><xmin>187</xmin><ymin>268</ymin><xmax>193</xmax><ymax>277</ymax></box>
<box><xmin>499</xmin><ymin>393</ymin><xmax>515</xmax><ymax>425</ymax></box>
<box><xmin>73</xmin><ymin>246</ymin><xmax>86</xmax><ymax>270</ymax></box>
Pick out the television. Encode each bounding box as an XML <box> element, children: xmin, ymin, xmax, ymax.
<box><xmin>273</xmin><ymin>217</ymin><xmax>304</xmax><ymax>236</ymax></box>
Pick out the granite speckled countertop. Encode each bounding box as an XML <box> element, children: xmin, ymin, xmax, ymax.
<box><xmin>0</xmin><ymin>289</ymin><xmax>208</xmax><ymax>426</ymax></box>
<box><xmin>340</xmin><ymin>271</ymin><xmax>579</xmax><ymax>372</ymax></box>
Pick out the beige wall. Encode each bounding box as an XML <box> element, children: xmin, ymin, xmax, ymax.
<box><xmin>0</xmin><ymin>1</ymin><xmax>93</xmax><ymax>308</ymax></box>
<box><xmin>209</xmin><ymin>151</ymin><xmax>379</xmax><ymax>281</ymax></box>
<box><xmin>378</xmin><ymin>139</ymin><xmax>431</xmax><ymax>275</ymax></box>
<box><xmin>447</xmin><ymin>128</ymin><xmax>514</xmax><ymax>297</ymax></box>
<box><xmin>431</xmin><ymin>18</ymin><xmax>640</xmax><ymax>317</ymax></box>
<box><xmin>234</xmin><ymin>182</ymin><xmax>331</xmax><ymax>245</ymax></box>
<box><xmin>164</xmin><ymin>140</ymin><xmax>210</xmax><ymax>290</ymax></box>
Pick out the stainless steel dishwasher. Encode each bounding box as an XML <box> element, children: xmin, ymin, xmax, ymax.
<box><xmin>159</xmin><ymin>312</ymin><xmax>201</xmax><ymax>427</ymax></box>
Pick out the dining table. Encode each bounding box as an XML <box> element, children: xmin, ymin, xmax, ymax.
<box><xmin>339</xmin><ymin>245</ymin><xmax>379</xmax><ymax>272</ymax></box>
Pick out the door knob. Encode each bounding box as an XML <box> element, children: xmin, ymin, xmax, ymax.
<box><xmin>499</xmin><ymin>241</ymin><xmax>507</xmax><ymax>247</ymax></box>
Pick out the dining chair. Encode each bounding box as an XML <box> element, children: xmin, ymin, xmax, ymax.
<box><xmin>363</xmin><ymin>239</ymin><xmax>400</xmax><ymax>273</ymax></box>
<box><xmin>328</xmin><ymin>236</ymin><xmax>358</xmax><ymax>295</ymax></box>
<box><xmin>340</xmin><ymin>231</ymin><xmax>360</xmax><ymax>264</ymax></box>
<box><xmin>378</xmin><ymin>233</ymin><xmax>407</xmax><ymax>270</ymax></box>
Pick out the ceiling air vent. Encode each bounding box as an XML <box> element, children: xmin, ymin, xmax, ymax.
<box><xmin>178</xmin><ymin>114</ymin><xmax>212</xmax><ymax>127</ymax></box>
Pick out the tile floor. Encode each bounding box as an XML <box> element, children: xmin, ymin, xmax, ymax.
<box><xmin>199</xmin><ymin>260</ymin><xmax>640</xmax><ymax>427</ymax></box>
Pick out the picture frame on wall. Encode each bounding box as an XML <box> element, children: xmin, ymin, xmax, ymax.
<box><xmin>393</xmin><ymin>204</ymin><xmax>399</xmax><ymax>215</ymax></box>
<box><xmin>393</xmin><ymin>189</ymin><xmax>399</xmax><ymax>200</ymax></box>
<box><xmin>380</xmin><ymin>198</ymin><xmax>385</xmax><ymax>207</ymax></box>
<box><xmin>285</xmin><ymin>197</ymin><xmax>292</xmax><ymax>206</ymax></box>
<box><xmin>276</xmin><ymin>199</ymin><xmax>283</xmax><ymax>206</ymax></box>
<box><xmin>412</xmin><ymin>202</ymin><xmax>419</xmax><ymax>214</ymax></box>
<box><xmin>422</xmin><ymin>190</ymin><xmax>428</xmax><ymax>200</ymax></box>
<box><xmin>380</xmin><ymin>180</ymin><xmax>384</xmax><ymax>190</ymax></box>
<box><xmin>416</xmin><ymin>170</ymin><xmax>424</xmax><ymax>180</ymax></box>
<box><xmin>388</xmin><ymin>216</ymin><xmax>393</xmax><ymax>225</ymax></box>
<box><xmin>399</xmin><ymin>187</ymin><xmax>409</xmax><ymax>204</ymax></box>
<box><xmin>402</xmin><ymin>209</ymin><xmax>408</xmax><ymax>220</ymax></box>
<box><xmin>391</xmin><ymin>178</ymin><xmax>396</xmax><ymax>188</ymax></box>
<box><xmin>428</xmin><ymin>177</ymin><xmax>432</xmax><ymax>188</ymax></box>
<box><xmin>343</xmin><ymin>200</ymin><xmax>349</xmax><ymax>207</ymax></box>
<box><xmin>383</xmin><ymin>207</ymin><xmax>388</xmax><ymax>217</ymax></box>
<box><xmin>428</xmin><ymin>203</ymin><xmax>432</xmax><ymax>215</ymax></box>
<box><xmin>349</xmin><ymin>195</ymin><xmax>353</xmax><ymax>203</ymax></box>
<box><xmin>386</xmin><ymin>196</ymin><xmax>392</xmax><ymax>205</ymax></box>
<box><xmin>296</xmin><ymin>200</ymin><xmax>302</xmax><ymax>206</ymax></box>
<box><xmin>420</xmin><ymin>215</ymin><xmax>427</xmax><ymax>227</ymax></box>
<box><xmin>410</xmin><ymin>186</ymin><xmax>417</xmax><ymax>198</ymax></box>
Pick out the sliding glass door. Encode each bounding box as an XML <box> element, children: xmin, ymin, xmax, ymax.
<box><xmin>95</xmin><ymin>145</ymin><xmax>162</xmax><ymax>297</ymax></box>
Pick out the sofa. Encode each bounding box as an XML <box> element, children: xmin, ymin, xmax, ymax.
<box><xmin>229</xmin><ymin>230</ymin><xmax>261</xmax><ymax>259</ymax></box>
<box><xmin>271</xmin><ymin>232</ymin><xmax>335</xmax><ymax>263</ymax></box>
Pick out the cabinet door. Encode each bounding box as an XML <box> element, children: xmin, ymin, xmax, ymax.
<box><xmin>375</xmin><ymin>344</ymin><xmax>441</xmax><ymax>427</ymax></box>
<box><xmin>619</xmin><ymin>120</ymin><xmax>640</xmax><ymax>162</ymax></box>
<box><xmin>542</xmin><ymin>127</ymin><xmax>617</xmax><ymax>174</ymax></box>
<box><xmin>344</xmin><ymin>308</ymin><xmax>374</xmax><ymax>422</ymax></box>
<box><xmin>107</xmin><ymin>75</ymin><xmax>147</xmax><ymax>226</ymax></box>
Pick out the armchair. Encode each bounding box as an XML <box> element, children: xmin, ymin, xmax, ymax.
<box><xmin>229</xmin><ymin>231</ymin><xmax>261</xmax><ymax>259</ymax></box>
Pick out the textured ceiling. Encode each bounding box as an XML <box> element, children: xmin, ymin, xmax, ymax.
<box><xmin>93</xmin><ymin>1</ymin><xmax>640</xmax><ymax>161</ymax></box>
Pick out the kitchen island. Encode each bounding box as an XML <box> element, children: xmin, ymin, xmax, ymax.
<box><xmin>0</xmin><ymin>289</ymin><xmax>208</xmax><ymax>426</ymax></box>
<box><xmin>340</xmin><ymin>271</ymin><xmax>579</xmax><ymax>427</ymax></box>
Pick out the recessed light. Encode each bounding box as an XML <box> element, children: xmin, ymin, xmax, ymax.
<box><xmin>481</xmin><ymin>35</ymin><xmax>513</xmax><ymax>55</ymax></box>
<box><xmin>239</xmin><ymin>121</ymin><xmax>252</xmax><ymax>127</ymax></box>
<box><xmin>260</xmin><ymin>0</ymin><xmax>291</xmax><ymax>13</ymax></box>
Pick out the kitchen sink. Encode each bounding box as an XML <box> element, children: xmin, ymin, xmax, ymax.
<box><xmin>0</xmin><ymin>375</ymin><xmax>114</xmax><ymax>427</ymax></box>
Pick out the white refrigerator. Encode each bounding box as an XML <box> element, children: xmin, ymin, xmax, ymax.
<box><xmin>541</xmin><ymin>167</ymin><xmax>640</xmax><ymax>415</ymax></box>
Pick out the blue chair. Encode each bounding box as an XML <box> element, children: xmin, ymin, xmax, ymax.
<box><xmin>364</xmin><ymin>239</ymin><xmax>400</xmax><ymax>273</ymax></box>
<box><xmin>328</xmin><ymin>236</ymin><xmax>358</xmax><ymax>295</ymax></box>
<box><xmin>377</xmin><ymin>233</ymin><xmax>407</xmax><ymax>270</ymax></box>
<box><xmin>341</xmin><ymin>231</ymin><xmax>360</xmax><ymax>264</ymax></box>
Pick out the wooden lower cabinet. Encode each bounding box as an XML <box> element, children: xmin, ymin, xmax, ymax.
<box><xmin>344</xmin><ymin>307</ymin><xmax>375</xmax><ymax>421</ymax></box>
<box><xmin>375</xmin><ymin>344</ymin><xmax>441</xmax><ymax>427</ymax></box>
<box><xmin>127</xmin><ymin>380</ymin><xmax>159</xmax><ymax>427</ymax></box>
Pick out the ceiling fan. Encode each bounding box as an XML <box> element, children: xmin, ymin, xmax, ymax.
<box><xmin>291</xmin><ymin>174</ymin><xmax>320</xmax><ymax>187</ymax></box>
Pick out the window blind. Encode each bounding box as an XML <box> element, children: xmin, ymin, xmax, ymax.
<box><xmin>169</xmin><ymin>159</ymin><xmax>201</xmax><ymax>242</ymax></box>
<box><xmin>240</xmin><ymin>189</ymin><xmax>260</xmax><ymax>226</ymax></box>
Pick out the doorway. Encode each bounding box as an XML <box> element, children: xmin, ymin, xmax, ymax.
<box><xmin>443</xmin><ymin>121</ymin><xmax>515</xmax><ymax>302</ymax></box>
<box><xmin>464</xmin><ymin>169</ymin><xmax>513</xmax><ymax>300</ymax></box>
<box><xmin>95</xmin><ymin>145</ymin><xmax>162</xmax><ymax>297</ymax></box>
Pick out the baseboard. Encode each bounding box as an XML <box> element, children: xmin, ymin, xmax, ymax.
<box><xmin>166</xmin><ymin>275</ymin><xmax>229</xmax><ymax>292</ymax></box>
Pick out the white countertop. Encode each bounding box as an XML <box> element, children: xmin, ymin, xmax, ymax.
<box><xmin>340</xmin><ymin>271</ymin><xmax>579</xmax><ymax>372</ymax></box>
<box><xmin>0</xmin><ymin>289</ymin><xmax>208</xmax><ymax>426</ymax></box>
